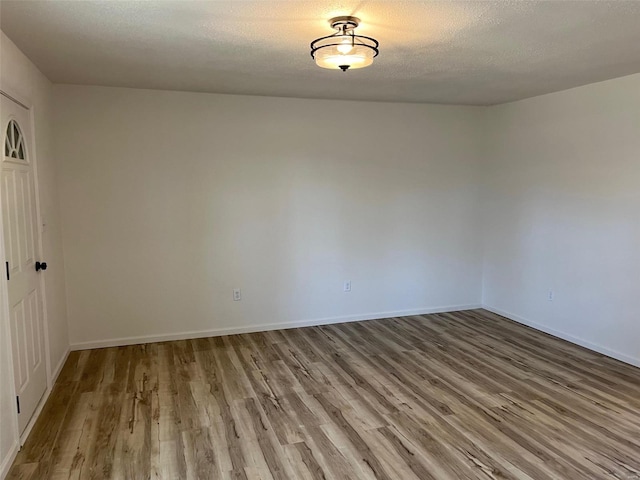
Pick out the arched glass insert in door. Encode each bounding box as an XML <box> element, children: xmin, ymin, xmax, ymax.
<box><xmin>4</xmin><ymin>119</ymin><xmax>26</xmax><ymax>160</ymax></box>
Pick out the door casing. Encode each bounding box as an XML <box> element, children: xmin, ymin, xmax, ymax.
<box><xmin>0</xmin><ymin>86</ymin><xmax>53</xmax><ymax>448</ymax></box>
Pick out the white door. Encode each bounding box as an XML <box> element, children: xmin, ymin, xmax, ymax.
<box><xmin>1</xmin><ymin>94</ymin><xmax>47</xmax><ymax>434</ymax></box>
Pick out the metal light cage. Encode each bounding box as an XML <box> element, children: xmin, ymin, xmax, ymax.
<box><xmin>310</xmin><ymin>16</ymin><xmax>379</xmax><ymax>71</ymax></box>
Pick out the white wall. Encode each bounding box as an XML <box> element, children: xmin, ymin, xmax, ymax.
<box><xmin>1</xmin><ymin>42</ymin><xmax>637</xmax><ymax>480</ymax></box>
<box><xmin>53</xmin><ymin>85</ymin><xmax>485</xmax><ymax>348</ymax></box>
<box><xmin>482</xmin><ymin>73</ymin><xmax>640</xmax><ymax>367</ymax></box>
<box><xmin>0</xmin><ymin>32</ymin><xmax>69</xmax><ymax>476</ymax></box>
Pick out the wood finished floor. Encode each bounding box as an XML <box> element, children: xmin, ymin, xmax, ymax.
<box><xmin>8</xmin><ymin>309</ymin><xmax>640</xmax><ymax>480</ymax></box>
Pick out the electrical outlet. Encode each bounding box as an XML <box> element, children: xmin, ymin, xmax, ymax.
<box><xmin>548</xmin><ymin>290</ymin><xmax>554</xmax><ymax>302</ymax></box>
<box><xmin>233</xmin><ymin>288</ymin><xmax>242</xmax><ymax>301</ymax></box>
<box><xmin>344</xmin><ymin>281</ymin><xmax>351</xmax><ymax>292</ymax></box>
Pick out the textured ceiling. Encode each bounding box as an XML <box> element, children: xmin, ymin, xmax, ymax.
<box><xmin>2</xmin><ymin>1</ymin><xmax>640</xmax><ymax>105</ymax></box>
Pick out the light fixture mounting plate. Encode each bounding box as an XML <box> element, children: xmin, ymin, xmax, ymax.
<box><xmin>329</xmin><ymin>16</ymin><xmax>360</xmax><ymax>31</ymax></box>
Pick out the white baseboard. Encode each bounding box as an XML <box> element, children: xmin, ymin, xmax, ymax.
<box><xmin>70</xmin><ymin>304</ymin><xmax>482</xmax><ymax>351</ymax></box>
<box><xmin>482</xmin><ymin>305</ymin><xmax>640</xmax><ymax>368</ymax></box>
<box><xmin>0</xmin><ymin>441</ymin><xmax>19</xmax><ymax>480</ymax></box>
<box><xmin>1</xmin><ymin>347</ymin><xmax>70</xmax><ymax>479</ymax></box>
<box><xmin>19</xmin><ymin>347</ymin><xmax>70</xmax><ymax>446</ymax></box>
<box><xmin>50</xmin><ymin>348</ymin><xmax>70</xmax><ymax>388</ymax></box>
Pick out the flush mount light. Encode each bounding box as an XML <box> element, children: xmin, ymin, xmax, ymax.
<box><xmin>310</xmin><ymin>16</ymin><xmax>379</xmax><ymax>71</ymax></box>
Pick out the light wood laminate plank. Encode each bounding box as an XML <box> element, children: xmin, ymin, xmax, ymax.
<box><xmin>7</xmin><ymin>309</ymin><xmax>640</xmax><ymax>479</ymax></box>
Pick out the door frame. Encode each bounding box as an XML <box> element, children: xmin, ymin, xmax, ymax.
<box><xmin>0</xmin><ymin>86</ymin><xmax>53</xmax><ymax>446</ymax></box>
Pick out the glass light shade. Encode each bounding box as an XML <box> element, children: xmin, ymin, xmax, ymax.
<box><xmin>314</xmin><ymin>44</ymin><xmax>375</xmax><ymax>70</ymax></box>
<box><xmin>310</xmin><ymin>17</ymin><xmax>379</xmax><ymax>71</ymax></box>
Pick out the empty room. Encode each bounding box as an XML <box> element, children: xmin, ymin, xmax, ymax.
<box><xmin>1</xmin><ymin>1</ymin><xmax>639</xmax><ymax>479</ymax></box>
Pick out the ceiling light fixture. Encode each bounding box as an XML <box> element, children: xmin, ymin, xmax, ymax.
<box><xmin>310</xmin><ymin>16</ymin><xmax>379</xmax><ymax>71</ymax></box>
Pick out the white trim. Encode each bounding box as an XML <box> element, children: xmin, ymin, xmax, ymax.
<box><xmin>0</xmin><ymin>91</ymin><xmax>23</xmax><ymax>480</ymax></box>
<box><xmin>2</xmin><ymin>93</ymin><xmax>53</xmax><ymax>428</ymax></box>
<box><xmin>0</xmin><ymin>89</ymin><xmax>31</xmax><ymax>112</ymax></box>
<box><xmin>27</xmin><ymin>101</ymin><xmax>54</xmax><ymax>389</ymax></box>
<box><xmin>1</xmin><ymin>349</ymin><xmax>68</xmax><ymax>478</ymax></box>
<box><xmin>70</xmin><ymin>304</ymin><xmax>482</xmax><ymax>350</ymax></box>
<box><xmin>0</xmin><ymin>441</ymin><xmax>19</xmax><ymax>480</ymax></box>
<box><xmin>18</xmin><ymin>347</ymin><xmax>69</xmax><ymax>446</ymax></box>
<box><xmin>482</xmin><ymin>305</ymin><xmax>640</xmax><ymax>368</ymax></box>
<box><xmin>50</xmin><ymin>348</ymin><xmax>70</xmax><ymax>385</ymax></box>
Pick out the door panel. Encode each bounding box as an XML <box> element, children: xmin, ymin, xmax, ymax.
<box><xmin>11</xmin><ymin>289</ymin><xmax>42</xmax><ymax>389</ymax></box>
<box><xmin>1</xmin><ymin>94</ymin><xmax>47</xmax><ymax>434</ymax></box>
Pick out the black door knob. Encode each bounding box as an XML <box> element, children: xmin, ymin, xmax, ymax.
<box><xmin>35</xmin><ymin>261</ymin><xmax>47</xmax><ymax>272</ymax></box>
